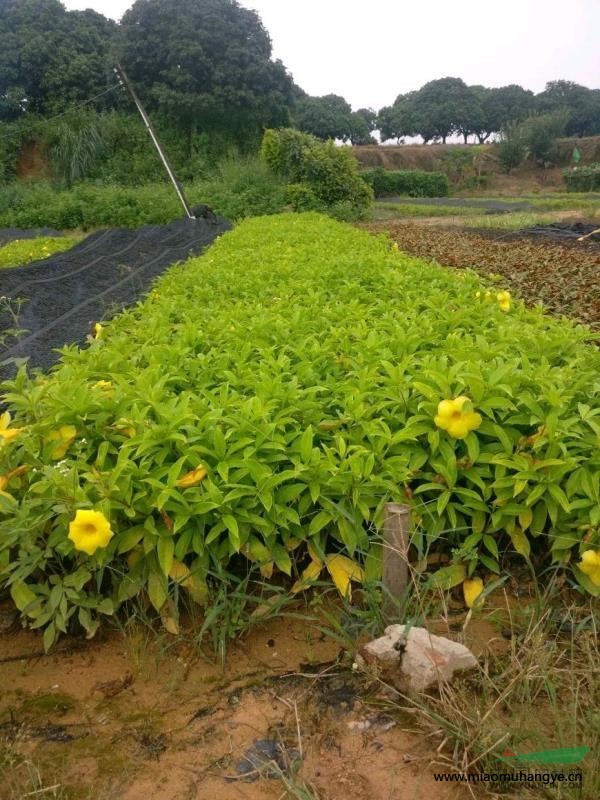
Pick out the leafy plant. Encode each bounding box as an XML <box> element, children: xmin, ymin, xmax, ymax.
<box><xmin>0</xmin><ymin>235</ymin><xmax>82</xmax><ymax>269</ymax></box>
<box><xmin>361</xmin><ymin>167</ymin><xmax>449</xmax><ymax>198</ymax></box>
<box><xmin>563</xmin><ymin>163</ymin><xmax>600</xmax><ymax>192</ymax></box>
<box><xmin>1</xmin><ymin>214</ymin><xmax>600</xmax><ymax>649</ymax></box>
<box><xmin>262</xmin><ymin>128</ymin><xmax>373</xmax><ymax>219</ymax></box>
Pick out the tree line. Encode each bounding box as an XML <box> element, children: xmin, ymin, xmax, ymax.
<box><xmin>1</xmin><ymin>0</ymin><xmax>599</xmax><ymax>154</ymax></box>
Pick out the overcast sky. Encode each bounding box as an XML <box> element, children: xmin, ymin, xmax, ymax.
<box><xmin>64</xmin><ymin>0</ymin><xmax>600</xmax><ymax>110</ymax></box>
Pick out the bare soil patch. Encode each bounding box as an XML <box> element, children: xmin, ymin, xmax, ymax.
<box><xmin>0</xmin><ymin>611</ymin><xmax>483</xmax><ymax>800</ymax></box>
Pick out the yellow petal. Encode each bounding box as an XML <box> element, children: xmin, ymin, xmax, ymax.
<box><xmin>176</xmin><ymin>466</ymin><xmax>208</xmax><ymax>488</ymax></box>
<box><xmin>0</xmin><ymin>412</ymin><xmax>25</xmax><ymax>442</ymax></box>
<box><xmin>436</xmin><ymin>399</ymin><xmax>457</xmax><ymax>421</ymax></box>
<box><xmin>579</xmin><ymin>550</ymin><xmax>600</xmax><ymax>586</ymax></box>
<box><xmin>463</xmin><ymin>577</ymin><xmax>484</xmax><ymax>609</ymax></box>
<box><xmin>462</xmin><ymin>411</ymin><xmax>482</xmax><ymax>432</ymax></box>
<box><xmin>447</xmin><ymin>419</ymin><xmax>470</xmax><ymax>439</ymax></box>
<box><xmin>453</xmin><ymin>396</ymin><xmax>470</xmax><ymax>410</ymax></box>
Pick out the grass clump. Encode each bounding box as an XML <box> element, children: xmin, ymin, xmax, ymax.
<box><xmin>1</xmin><ymin>213</ymin><xmax>600</xmax><ymax>648</ymax></box>
<box><xmin>0</xmin><ymin>235</ymin><xmax>82</xmax><ymax>269</ymax></box>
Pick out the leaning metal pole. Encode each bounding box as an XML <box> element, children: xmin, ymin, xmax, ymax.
<box><xmin>113</xmin><ymin>63</ymin><xmax>195</xmax><ymax>220</ymax></box>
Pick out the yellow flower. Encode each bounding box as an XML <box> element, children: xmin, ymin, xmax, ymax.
<box><xmin>0</xmin><ymin>411</ymin><xmax>25</xmax><ymax>443</ymax></box>
<box><xmin>47</xmin><ymin>425</ymin><xmax>77</xmax><ymax>460</ymax></box>
<box><xmin>497</xmin><ymin>291</ymin><xmax>511</xmax><ymax>312</ymax></box>
<box><xmin>176</xmin><ymin>466</ymin><xmax>208</xmax><ymax>488</ymax></box>
<box><xmin>68</xmin><ymin>510</ymin><xmax>114</xmax><ymax>556</ymax></box>
<box><xmin>93</xmin><ymin>380</ymin><xmax>114</xmax><ymax>399</ymax></box>
<box><xmin>578</xmin><ymin>549</ymin><xmax>600</xmax><ymax>587</ymax></box>
<box><xmin>93</xmin><ymin>380</ymin><xmax>113</xmax><ymax>391</ymax></box>
<box><xmin>463</xmin><ymin>577</ymin><xmax>484</xmax><ymax>609</ymax></box>
<box><xmin>93</xmin><ymin>323</ymin><xmax>103</xmax><ymax>339</ymax></box>
<box><xmin>434</xmin><ymin>396</ymin><xmax>482</xmax><ymax>439</ymax></box>
<box><xmin>475</xmin><ymin>290</ymin><xmax>492</xmax><ymax>302</ymax></box>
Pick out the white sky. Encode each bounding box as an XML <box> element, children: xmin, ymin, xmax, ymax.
<box><xmin>64</xmin><ymin>0</ymin><xmax>600</xmax><ymax>110</ymax></box>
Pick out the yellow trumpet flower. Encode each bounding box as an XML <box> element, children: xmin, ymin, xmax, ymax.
<box><xmin>434</xmin><ymin>396</ymin><xmax>482</xmax><ymax>440</ymax></box>
<box><xmin>497</xmin><ymin>291</ymin><xmax>511</xmax><ymax>312</ymax></box>
<box><xmin>578</xmin><ymin>549</ymin><xmax>600</xmax><ymax>587</ymax></box>
<box><xmin>0</xmin><ymin>411</ymin><xmax>25</xmax><ymax>443</ymax></box>
<box><xmin>68</xmin><ymin>510</ymin><xmax>114</xmax><ymax>556</ymax></box>
<box><xmin>47</xmin><ymin>425</ymin><xmax>77</xmax><ymax>460</ymax></box>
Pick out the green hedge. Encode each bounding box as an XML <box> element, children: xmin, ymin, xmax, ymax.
<box><xmin>361</xmin><ymin>167</ymin><xmax>449</xmax><ymax>198</ymax></box>
<box><xmin>2</xmin><ymin>214</ymin><xmax>600</xmax><ymax>647</ymax></box>
<box><xmin>563</xmin><ymin>164</ymin><xmax>600</xmax><ymax>192</ymax></box>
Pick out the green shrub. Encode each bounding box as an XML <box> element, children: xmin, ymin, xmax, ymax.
<box><xmin>0</xmin><ymin>159</ymin><xmax>285</xmax><ymax>228</ymax></box>
<box><xmin>495</xmin><ymin>138</ymin><xmax>527</xmax><ymax>173</ymax></box>
<box><xmin>563</xmin><ymin>164</ymin><xmax>600</xmax><ymax>192</ymax></box>
<box><xmin>284</xmin><ymin>183</ymin><xmax>323</xmax><ymax>212</ymax></box>
<box><xmin>199</xmin><ymin>154</ymin><xmax>287</xmax><ymax>219</ymax></box>
<box><xmin>521</xmin><ymin>113</ymin><xmax>568</xmax><ymax>165</ymax></box>
<box><xmin>262</xmin><ymin>128</ymin><xmax>373</xmax><ymax>219</ymax></box>
<box><xmin>360</xmin><ymin>167</ymin><xmax>449</xmax><ymax>198</ymax></box>
<box><xmin>2</xmin><ymin>213</ymin><xmax>600</xmax><ymax>647</ymax></box>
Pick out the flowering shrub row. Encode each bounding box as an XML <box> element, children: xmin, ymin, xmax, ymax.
<box><xmin>0</xmin><ymin>235</ymin><xmax>82</xmax><ymax>269</ymax></box>
<box><xmin>1</xmin><ymin>213</ymin><xmax>599</xmax><ymax>647</ymax></box>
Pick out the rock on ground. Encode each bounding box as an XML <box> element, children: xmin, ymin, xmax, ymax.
<box><xmin>355</xmin><ymin>624</ymin><xmax>477</xmax><ymax>693</ymax></box>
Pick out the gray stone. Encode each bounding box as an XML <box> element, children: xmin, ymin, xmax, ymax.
<box><xmin>354</xmin><ymin>624</ymin><xmax>477</xmax><ymax>692</ymax></box>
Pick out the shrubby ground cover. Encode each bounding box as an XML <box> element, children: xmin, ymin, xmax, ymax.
<box><xmin>1</xmin><ymin>213</ymin><xmax>600</xmax><ymax>648</ymax></box>
<box><xmin>0</xmin><ymin>235</ymin><xmax>82</xmax><ymax>269</ymax></box>
<box><xmin>364</xmin><ymin>221</ymin><xmax>600</xmax><ymax>330</ymax></box>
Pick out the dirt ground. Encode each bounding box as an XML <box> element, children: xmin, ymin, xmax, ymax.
<box><xmin>0</xmin><ymin>605</ymin><xmax>510</xmax><ymax>800</ymax></box>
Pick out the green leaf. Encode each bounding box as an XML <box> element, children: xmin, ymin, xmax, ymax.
<box><xmin>272</xmin><ymin>543</ymin><xmax>292</xmax><ymax>575</ymax></box>
<box><xmin>43</xmin><ymin>622</ymin><xmax>57</xmax><ymax>653</ymax></box>
<box><xmin>117</xmin><ymin>526</ymin><xmax>145</xmax><ymax>554</ymax></box>
<box><xmin>508</xmin><ymin>527</ymin><xmax>531</xmax><ymax>559</ymax></box>
<box><xmin>157</xmin><ymin>537</ymin><xmax>175</xmax><ymax>576</ymax></box>
<box><xmin>10</xmin><ymin>582</ymin><xmax>38</xmax><ymax>614</ymax></box>
<box><xmin>428</xmin><ymin>564</ymin><xmax>466</xmax><ymax>590</ymax></box>
<box><xmin>308</xmin><ymin>510</ymin><xmax>331</xmax><ymax>535</ymax></box>
<box><xmin>148</xmin><ymin>571</ymin><xmax>168</xmax><ymax>611</ymax></box>
<box><xmin>299</xmin><ymin>426</ymin><xmax>314</xmax><ymax>463</ymax></box>
<box><xmin>223</xmin><ymin>514</ymin><xmax>240</xmax><ymax>551</ymax></box>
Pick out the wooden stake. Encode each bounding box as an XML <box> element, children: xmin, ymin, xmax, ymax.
<box><xmin>382</xmin><ymin>503</ymin><xmax>410</xmax><ymax>618</ymax></box>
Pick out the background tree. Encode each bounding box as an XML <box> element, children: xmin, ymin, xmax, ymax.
<box><xmin>377</xmin><ymin>93</ymin><xmax>420</xmax><ymax>142</ymax></box>
<box><xmin>119</xmin><ymin>0</ymin><xmax>294</xmax><ymax>150</ymax></box>
<box><xmin>0</xmin><ymin>0</ymin><xmax>116</xmax><ymax>121</ymax></box>
<box><xmin>293</xmin><ymin>94</ymin><xmax>353</xmax><ymax>141</ymax></box>
<box><xmin>467</xmin><ymin>85</ymin><xmax>533</xmax><ymax>143</ymax></box>
<box><xmin>348</xmin><ymin>108</ymin><xmax>377</xmax><ymax>144</ymax></box>
<box><xmin>536</xmin><ymin>80</ymin><xmax>600</xmax><ymax>137</ymax></box>
<box><xmin>411</xmin><ymin>77</ymin><xmax>478</xmax><ymax>143</ymax></box>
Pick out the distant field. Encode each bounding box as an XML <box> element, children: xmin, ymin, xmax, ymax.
<box><xmin>372</xmin><ymin>193</ymin><xmax>600</xmax><ymax>227</ymax></box>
